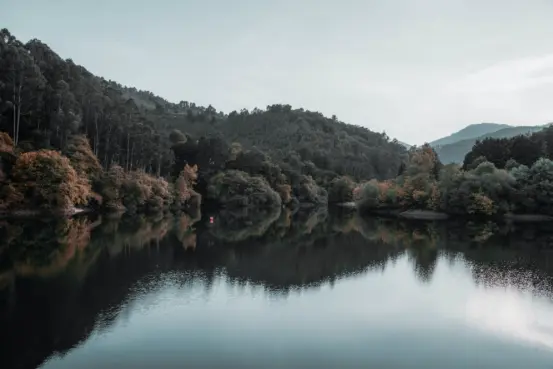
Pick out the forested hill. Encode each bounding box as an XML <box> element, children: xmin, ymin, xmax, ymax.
<box><xmin>434</xmin><ymin>124</ymin><xmax>548</xmax><ymax>164</ymax></box>
<box><xmin>430</xmin><ymin>123</ymin><xmax>512</xmax><ymax>147</ymax></box>
<box><xmin>0</xmin><ymin>28</ymin><xmax>406</xmax><ymax>186</ymax></box>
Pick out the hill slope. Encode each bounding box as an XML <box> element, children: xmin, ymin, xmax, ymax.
<box><xmin>434</xmin><ymin>125</ymin><xmax>549</xmax><ymax>163</ymax></box>
<box><xmin>0</xmin><ymin>28</ymin><xmax>407</xmax><ymax>187</ymax></box>
<box><xmin>430</xmin><ymin>123</ymin><xmax>512</xmax><ymax>147</ymax></box>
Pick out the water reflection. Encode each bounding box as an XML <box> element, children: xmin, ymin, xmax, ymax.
<box><xmin>0</xmin><ymin>208</ymin><xmax>553</xmax><ymax>368</ymax></box>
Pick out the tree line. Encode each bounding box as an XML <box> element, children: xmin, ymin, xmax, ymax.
<box><xmin>0</xmin><ymin>28</ymin><xmax>408</xmax><ymax>213</ymax></box>
<box><xmin>462</xmin><ymin>125</ymin><xmax>553</xmax><ymax>170</ymax></box>
<box><xmin>352</xmin><ymin>133</ymin><xmax>553</xmax><ymax>217</ymax></box>
<box><xmin>0</xmin><ymin>131</ymin><xmax>200</xmax><ymax>214</ymax></box>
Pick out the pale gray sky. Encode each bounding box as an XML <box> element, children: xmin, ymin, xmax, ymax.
<box><xmin>3</xmin><ymin>0</ymin><xmax>553</xmax><ymax>144</ymax></box>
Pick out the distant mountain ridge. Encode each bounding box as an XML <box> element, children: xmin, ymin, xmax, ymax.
<box><xmin>432</xmin><ymin>123</ymin><xmax>552</xmax><ymax>164</ymax></box>
<box><xmin>430</xmin><ymin>123</ymin><xmax>512</xmax><ymax>147</ymax></box>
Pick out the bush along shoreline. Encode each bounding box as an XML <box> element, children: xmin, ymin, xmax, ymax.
<box><xmin>0</xmin><ymin>131</ymin><xmax>330</xmax><ymax>217</ymax></box>
<box><xmin>0</xmin><ymin>27</ymin><xmax>408</xmax><ymax>219</ymax></box>
<box><xmin>352</xmin><ymin>143</ymin><xmax>553</xmax><ymax>222</ymax></box>
<box><xmin>6</xmin><ymin>129</ymin><xmax>553</xmax><ymax>224</ymax></box>
<box><xmin>0</xmin><ymin>132</ymin><xmax>201</xmax><ymax>217</ymax></box>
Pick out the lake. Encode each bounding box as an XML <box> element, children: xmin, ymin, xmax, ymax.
<box><xmin>1</xmin><ymin>207</ymin><xmax>553</xmax><ymax>369</ymax></box>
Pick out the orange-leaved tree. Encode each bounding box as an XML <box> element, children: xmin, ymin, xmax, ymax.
<box><xmin>0</xmin><ymin>132</ymin><xmax>14</xmax><ymax>153</ymax></box>
<box><xmin>10</xmin><ymin>150</ymin><xmax>91</xmax><ymax>210</ymax></box>
<box><xmin>275</xmin><ymin>184</ymin><xmax>292</xmax><ymax>204</ymax></box>
<box><xmin>407</xmin><ymin>144</ymin><xmax>442</xmax><ymax>179</ymax></box>
<box><xmin>0</xmin><ymin>133</ymin><xmax>16</xmax><ymax>184</ymax></box>
<box><xmin>120</xmin><ymin>170</ymin><xmax>172</xmax><ymax>212</ymax></box>
<box><xmin>174</xmin><ymin>164</ymin><xmax>201</xmax><ymax>208</ymax></box>
<box><xmin>64</xmin><ymin>135</ymin><xmax>103</xmax><ymax>181</ymax></box>
<box><xmin>98</xmin><ymin>164</ymin><xmax>126</xmax><ymax>211</ymax></box>
<box><xmin>467</xmin><ymin>193</ymin><xmax>495</xmax><ymax>216</ymax></box>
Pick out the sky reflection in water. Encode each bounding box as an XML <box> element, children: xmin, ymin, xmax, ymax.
<box><xmin>0</xmin><ymin>210</ymin><xmax>552</xmax><ymax>369</ymax></box>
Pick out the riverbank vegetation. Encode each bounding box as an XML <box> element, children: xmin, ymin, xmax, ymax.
<box><xmin>0</xmin><ymin>131</ymin><xmax>200</xmax><ymax>215</ymax></box>
<box><xmin>6</xmin><ymin>25</ymin><xmax>553</xmax><ymax>219</ymax></box>
<box><xmin>0</xmin><ymin>28</ymin><xmax>407</xmax><ymax>213</ymax></box>
<box><xmin>354</xmin><ymin>134</ymin><xmax>553</xmax><ymax>218</ymax></box>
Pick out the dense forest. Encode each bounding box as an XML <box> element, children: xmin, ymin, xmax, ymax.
<box><xmin>0</xmin><ymin>28</ymin><xmax>407</xmax><ymax>213</ymax></box>
<box><xmin>354</xmin><ymin>128</ymin><xmax>553</xmax><ymax>217</ymax></box>
<box><xmin>432</xmin><ymin>123</ymin><xmax>548</xmax><ymax>164</ymax></box>
<box><xmin>430</xmin><ymin>123</ymin><xmax>511</xmax><ymax>147</ymax></box>
<box><xmin>462</xmin><ymin>126</ymin><xmax>553</xmax><ymax>169</ymax></box>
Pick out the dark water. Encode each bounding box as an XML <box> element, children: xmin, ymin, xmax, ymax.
<box><xmin>1</xmin><ymin>207</ymin><xmax>553</xmax><ymax>369</ymax></box>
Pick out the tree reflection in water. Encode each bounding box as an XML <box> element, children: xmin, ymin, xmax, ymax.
<box><xmin>0</xmin><ymin>208</ymin><xmax>553</xmax><ymax>369</ymax></box>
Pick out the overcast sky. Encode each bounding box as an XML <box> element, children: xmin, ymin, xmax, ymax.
<box><xmin>4</xmin><ymin>0</ymin><xmax>553</xmax><ymax>144</ymax></box>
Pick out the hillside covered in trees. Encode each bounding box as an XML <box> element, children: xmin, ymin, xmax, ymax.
<box><xmin>5</xmin><ymin>26</ymin><xmax>553</xmax><ymax>219</ymax></box>
<box><xmin>432</xmin><ymin>123</ymin><xmax>549</xmax><ymax>164</ymax></box>
<box><xmin>0</xmin><ymin>28</ymin><xmax>407</xmax><ymax>212</ymax></box>
<box><xmin>430</xmin><ymin>123</ymin><xmax>511</xmax><ymax>147</ymax></box>
<box><xmin>354</xmin><ymin>129</ymin><xmax>553</xmax><ymax>218</ymax></box>
<box><xmin>462</xmin><ymin>126</ymin><xmax>553</xmax><ymax>170</ymax></box>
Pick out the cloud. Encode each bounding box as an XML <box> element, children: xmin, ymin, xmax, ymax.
<box><xmin>451</xmin><ymin>53</ymin><xmax>553</xmax><ymax>94</ymax></box>
<box><xmin>401</xmin><ymin>53</ymin><xmax>553</xmax><ymax>144</ymax></box>
<box><xmin>465</xmin><ymin>288</ymin><xmax>553</xmax><ymax>351</ymax></box>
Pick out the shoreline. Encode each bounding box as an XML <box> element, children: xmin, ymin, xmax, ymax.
<box><xmin>5</xmin><ymin>203</ymin><xmax>553</xmax><ymax>224</ymax></box>
<box><xmin>343</xmin><ymin>203</ymin><xmax>553</xmax><ymax>223</ymax></box>
<box><xmin>0</xmin><ymin>207</ymin><xmax>94</xmax><ymax>219</ymax></box>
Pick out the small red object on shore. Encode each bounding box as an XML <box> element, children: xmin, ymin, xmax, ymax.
<box><xmin>209</xmin><ymin>216</ymin><xmax>214</xmax><ymax>224</ymax></box>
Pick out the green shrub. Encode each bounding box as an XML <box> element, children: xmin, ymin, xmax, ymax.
<box><xmin>328</xmin><ymin>176</ymin><xmax>356</xmax><ymax>204</ymax></box>
<box><xmin>207</xmin><ymin>170</ymin><xmax>282</xmax><ymax>208</ymax></box>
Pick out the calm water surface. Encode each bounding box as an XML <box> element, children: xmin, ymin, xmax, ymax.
<box><xmin>1</xmin><ymin>208</ymin><xmax>553</xmax><ymax>368</ymax></box>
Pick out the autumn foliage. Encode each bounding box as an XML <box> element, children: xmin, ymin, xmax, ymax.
<box><xmin>275</xmin><ymin>184</ymin><xmax>292</xmax><ymax>204</ymax></box>
<box><xmin>64</xmin><ymin>135</ymin><xmax>103</xmax><ymax>181</ymax></box>
<box><xmin>9</xmin><ymin>150</ymin><xmax>91</xmax><ymax>210</ymax></box>
<box><xmin>0</xmin><ymin>132</ymin><xmax>202</xmax><ymax>214</ymax></box>
<box><xmin>407</xmin><ymin>144</ymin><xmax>441</xmax><ymax>178</ymax></box>
<box><xmin>98</xmin><ymin>164</ymin><xmax>198</xmax><ymax>213</ymax></box>
<box><xmin>175</xmin><ymin>164</ymin><xmax>198</xmax><ymax>201</ymax></box>
<box><xmin>97</xmin><ymin>165</ymin><xmax>126</xmax><ymax>211</ymax></box>
<box><xmin>0</xmin><ymin>132</ymin><xmax>14</xmax><ymax>153</ymax></box>
<box><xmin>353</xmin><ymin>143</ymin><xmax>553</xmax><ymax>217</ymax></box>
<box><xmin>356</xmin><ymin>145</ymin><xmax>442</xmax><ymax>213</ymax></box>
<box><xmin>121</xmin><ymin>170</ymin><xmax>173</xmax><ymax>212</ymax></box>
<box><xmin>467</xmin><ymin>193</ymin><xmax>495</xmax><ymax>216</ymax></box>
<box><xmin>0</xmin><ymin>183</ymin><xmax>23</xmax><ymax>211</ymax></box>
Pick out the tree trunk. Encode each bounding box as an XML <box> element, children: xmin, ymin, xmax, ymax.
<box><xmin>85</xmin><ymin>99</ymin><xmax>90</xmax><ymax>135</ymax></box>
<box><xmin>104</xmin><ymin>125</ymin><xmax>112</xmax><ymax>169</ymax></box>
<box><xmin>94</xmin><ymin>112</ymin><xmax>99</xmax><ymax>155</ymax></box>
<box><xmin>157</xmin><ymin>154</ymin><xmax>161</xmax><ymax>177</ymax></box>
<box><xmin>56</xmin><ymin>99</ymin><xmax>62</xmax><ymax>147</ymax></box>
<box><xmin>130</xmin><ymin>142</ymin><xmax>134</xmax><ymax>171</ymax></box>
<box><xmin>12</xmin><ymin>83</ymin><xmax>16</xmax><ymax>146</ymax></box>
<box><xmin>126</xmin><ymin>132</ymin><xmax>130</xmax><ymax>172</ymax></box>
<box><xmin>15</xmin><ymin>83</ymin><xmax>22</xmax><ymax>146</ymax></box>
